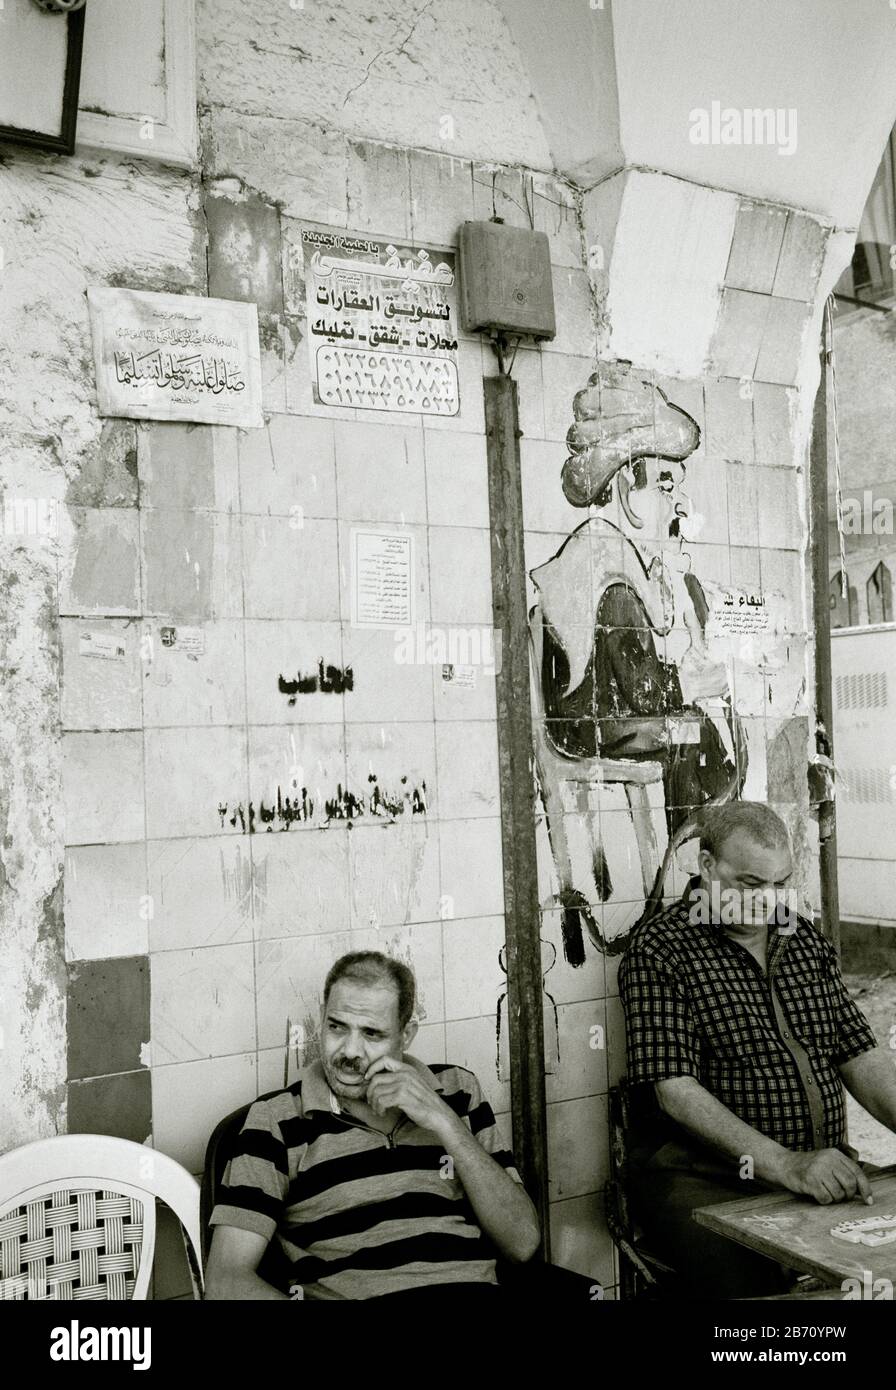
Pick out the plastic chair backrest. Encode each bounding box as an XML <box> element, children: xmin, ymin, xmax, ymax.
<box><xmin>0</xmin><ymin>1134</ymin><xmax>203</xmax><ymax>1300</ymax></box>
<box><xmin>200</xmin><ymin>1104</ymin><xmax>251</xmax><ymax>1261</ymax></box>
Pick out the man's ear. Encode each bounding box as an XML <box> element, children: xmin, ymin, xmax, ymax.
<box><xmin>402</xmin><ymin>1018</ymin><xmax>419</xmax><ymax>1051</ymax></box>
<box><xmin>617</xmin><ymin>465</ymin><xmax>643</xmax><ymax>530</ymax></box>
<box><xmin>697</xmin><ymin>848</ymin><xmax>714</xmax><ymax>879</ymax></box>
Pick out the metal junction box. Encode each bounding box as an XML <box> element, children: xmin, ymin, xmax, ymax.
<box><xmin>458</xmin><ymin>221</ymin><xmax>556</xmax><ymax>340</ymax></box>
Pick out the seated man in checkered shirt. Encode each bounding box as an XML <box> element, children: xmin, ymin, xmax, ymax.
<box><xmin>204</xmin><ymin>952</ymin><xmax>540</xmax><ymax>1300</ymax></box>
<box><xmin>619</xmin><ymin>801</ymin><xmax>896</xmax><ymax>1299</ymax></box>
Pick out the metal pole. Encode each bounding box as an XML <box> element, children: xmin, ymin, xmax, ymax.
<box><xmin>483</xmin><ymin>373</ymin><xmax>551</xmax><ymax>1256</ymax></box>
<box><xmin>809</xmin><ymin>321</ymin><xmax>841</xmax><ymax>955</ymax></box>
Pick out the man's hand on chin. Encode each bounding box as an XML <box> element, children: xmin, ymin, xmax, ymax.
<box><xmin>364</xmin><ymin>1056</ymin><xmax>456</xmax><ymax>1139</ymax></box>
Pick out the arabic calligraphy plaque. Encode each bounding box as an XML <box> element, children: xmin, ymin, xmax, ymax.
<box><xmin>87</xmin><ymin>288</ymin><xmax>264</xmax><ymax>427</ymax></box>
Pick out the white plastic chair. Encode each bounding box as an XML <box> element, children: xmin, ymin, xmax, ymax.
<box><xmin>0</xmin><ymin>1135</ymin><xmax>203</xmax><ymax>1300</ymax></box>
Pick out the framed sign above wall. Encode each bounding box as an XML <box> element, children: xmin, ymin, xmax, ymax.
<box><xmin>0</xmin><ymin>0</ymin><xmax>85</xmax><ymax>155</ymax></box>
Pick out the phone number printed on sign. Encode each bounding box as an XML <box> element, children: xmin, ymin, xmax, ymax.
<box><xmin>303</xmin><ymin>229</ymin><xmax>460</xmax><ymax>417</ymax></box>
<box><xmin>316</xmin><ymin>346</ymin><xmax>458</xmax><ymax>415</ymax></box>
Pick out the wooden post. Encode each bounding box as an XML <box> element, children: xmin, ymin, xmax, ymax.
<box><xmin>484</xmin><ymin>373</ymin><xmax>551</xmax><ymax>1256</ymax></box>
<box><xmin>809</xmin><ymin>325</ymin><xmax>841</xmax><ymax>955</ymax></box>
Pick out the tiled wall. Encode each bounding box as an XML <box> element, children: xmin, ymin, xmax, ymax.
<box><xmin>59</xmin><ymin>149</ymin><xmax>827</xmax><ymax>1297</ymax></box>
<box><xmin>60</xmin><ymin>149</ymin><xmax>623</xmax><ymax>1292</ymax></box>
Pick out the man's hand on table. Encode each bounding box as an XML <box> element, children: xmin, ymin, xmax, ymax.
<box><xmin>779</xmin><ymin>1148</ymin><xmax>874</xmax><ymax>1206</ymax></box>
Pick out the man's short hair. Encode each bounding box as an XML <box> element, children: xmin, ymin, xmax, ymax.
<box><xmin>323</xmin><ymin>952</ymin><xmax>416</xmax><ymax>1029</ymax></box>
<box><xmin>699</xmin><ymin>801</ymin><xmax>790</xmax><ymax>859</ymax></box>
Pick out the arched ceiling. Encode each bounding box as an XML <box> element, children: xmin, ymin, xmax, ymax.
<box><xmin>497</xmin><ymin>0</ymin><xmax>896</xmax><ymax>227</ymax></box>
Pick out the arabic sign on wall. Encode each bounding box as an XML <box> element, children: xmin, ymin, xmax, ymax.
<box><xmin>87</xmin><ymin>288</ymin><xmax>263</xmax><ymax>428</ymax></box>
<box><xmin>303</xmin><ymin>229</ymin><xmax>459</xmax><ymax>417</ymax></box>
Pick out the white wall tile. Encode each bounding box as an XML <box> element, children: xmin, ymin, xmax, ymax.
<box><xmin>443</xmin><ymin>915</ymin><xmax>506</xmax><ymax>1020</ymax></box>
<box><xmin>63</xmin><ymin>732</ymin><xmax>145</xmax><ymax>845</ymax></box>
<box><xmin>423</xmin><ymin>429</ymin><xmax>489</xmax><ymax>528</ymax></box>
<box><xmin>64</xmin><ymin>844</ymin><xmax>148</xmax><ymax>961</ymax></box>
<box><xmin>239</xmin><ymin>414</ymin><xmax>337</xmax><ymax>519</ymax></box>
<box><xmin>247</xmin><ymin>722</ymin><xmax>346</xmax><ymax>830</ymax></box>
<box><xmin>152</xmin><ymin>1053</ymin><xmax>258</xmax><ymax>1172</ymax></box>
<box><xmin>61</xmin><ymin>619</ymin><xmax>142</xmax><ymax>731</ymax></box>
<box><xmin>428</xmin><ymin>526</ymin><xmax>493</xmax><ymax>624</ymax></box>
<box><xmin>145</xmin><ymin>726</ymin><xmax>248</xmax><ymax>840</ymax></box>
<box><xmin>148</xmin><ymin>836</ymin><xmax>254</xmax><ymax>951</ymax></box>
<box><xmin>435</xmin><ymin>720</ymin><xmax>500</xmax><ymax>819</ymax></box>
<box><xmin>439</xmin><ymin>817</ymin><xmax>505</xmax><ymax>920</ymax></box>
<box><xmin>150</xmin><ymin>942</ymin><xmax>256</xmax><ymax>1064</ymax></box>
<box><xmin>334</xmin><ymin>420</ymin><xmax>426</xmax><ymax>524</ymax></box>
<box><xmin>244</xmin><ymin>619</ymin><xmax>345</xmax><ymax>725</ymax></box>
<box><xmin>341</xmin><ymin>623</ymin><xmax>434</xmax><ymax>723</ymax></box>
<box><xmin>547</xmin><ymin>1094</ymin><xmax>609</xmax><ymax>1201</ymax></box>
<box><xmin>348</xmin><ymin>820</ymin><xmax>441</xmax><ymax>929</ymax></box>
<box><xmin>142</xmin><ymin>620</ymin><xmax>246</xmax><ymax>727</ymax></box>
<box><xmin>252</xmin><ymin>824</ymin><xmax>351</xmax><ymax>939</ymax></box>
<box><xmin>242</xmin><ymin>516</ymin><xmax>340</xmax><ymax>620</ymax></box>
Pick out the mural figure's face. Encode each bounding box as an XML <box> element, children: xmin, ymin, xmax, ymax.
<box><xmin>618</xmin><ymin>458</ymin><xmax>688</xmax><ymax>545</ymax></box>
<box><xmin>320</xmin><ymin>979</ymin><xmax>416</xmax><ymax>1102</ymax></box>
<box><xmin>698</xmin><ymin>830</ymin><xmax>794</xmax><ymax>931</ymax></box>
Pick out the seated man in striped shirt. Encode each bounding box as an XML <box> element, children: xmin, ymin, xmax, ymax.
<box><xmin>205</xmin><ymin>951</ymin><xmax>540</xmax><ymax>1300</ymax></box>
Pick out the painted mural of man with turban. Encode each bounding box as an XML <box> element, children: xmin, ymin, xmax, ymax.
<box><xmin>530</xmin><ymin>362</ymin><xmax>745</xmax><ymax>956</ymax></box>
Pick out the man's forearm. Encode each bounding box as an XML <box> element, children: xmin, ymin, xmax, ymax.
<box><xmin>656</xmin><ymin>1075</ymin><xmax>795</xmax><ymax>1187</ymax></box>
<box><xmin>840</xmin><ymin>1048</ymin><xmax>896</xmax><ymax>1132</ymax></box>
<box><xmin>204</xmin><ymin>1271</ymin><xmax>291</xmax><ymax>1301</ymax></box>
<box><xmin>438</xmin><ymin>1114</ymin><xmax>540</xmax><ymax>1262</ymax></box>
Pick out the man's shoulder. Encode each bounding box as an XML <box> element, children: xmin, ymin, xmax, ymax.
<box><xmin>622</xmin><ymin>899</ymin><xmax>693</xmax><ymax>964</ymax></box>
<box><xmin>426</xmin><ymin>1061</ymin><xmax>489</xmax><ymax>1112</ymax></box>
<box><xmin>244</xmin><ymin>1079</ymin><xmax>307</xmax><ymax>1128</ymax></box>
<box><xmin>783</xmin><ymin>912</ymin><xmax>838</xmax><ymax>962</ymax></box>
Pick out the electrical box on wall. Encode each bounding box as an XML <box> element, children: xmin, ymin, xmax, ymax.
<box><xmin>458</xmin><ymin>221</ymin><xmax>556</xmax><ymax>340</ymax></box>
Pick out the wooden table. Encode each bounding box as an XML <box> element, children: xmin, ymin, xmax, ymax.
<box><xmin>694</xmin><ymin>1165</ymin><xmax>896</xmax><ymax>1295</ymax></box>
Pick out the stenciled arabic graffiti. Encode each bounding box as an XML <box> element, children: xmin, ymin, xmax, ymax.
<box><xmin>218</xmin><ymin>772</ymin><xmax>427</xmax><ymax>832</ymax></box>
<box><xmin>531</xmin><ymin>362</ymin><xmax>749</xmax><ymax>961</ymax></box>
<box><xmin>278</xmin><ymin>661</ymin><xmax>354</xmax><ymax>704</ymax></box>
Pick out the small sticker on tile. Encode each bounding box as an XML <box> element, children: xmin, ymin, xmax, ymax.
<box><xmin>159</xmin><ymin>625</ymin><xmax>206</xmax><ymax>657</ymax></box>
<box><xmin>442</xmin><ymin>663</ymin><xmax>477</xmax><ymax>689</ymax></box>
<box><xmin>79</xmin><ymin>630</ymin><xmax>127</xmax><ymax>661</ymax></box>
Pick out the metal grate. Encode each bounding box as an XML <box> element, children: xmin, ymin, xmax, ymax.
<box><xmin>834</xmin><ymin>671</ymin><xmax>888</xmax><ymax>710</ymax></box>
<box><xmin>840</xmin><ymin>767</ymin><xmax>895</xmax><ymax>804</ymax></box>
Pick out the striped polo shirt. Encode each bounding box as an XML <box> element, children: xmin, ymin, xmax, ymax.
<box><xmin>210</xmin><ymin>1055</ymin><xmax>522</xmax><ymax>1300</ymax></box>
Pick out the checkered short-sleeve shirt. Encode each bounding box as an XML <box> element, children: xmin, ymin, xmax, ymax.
<box><xmin>618</xmin><ymin>885</ymin><xmax>877</xmax><ymax>1152</ymax></box>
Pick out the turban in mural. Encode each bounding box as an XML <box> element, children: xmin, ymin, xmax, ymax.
<box><xmin>562</xmin><ymin>362</ymin><xmax>701</xmax><ymax>507</ymax></box>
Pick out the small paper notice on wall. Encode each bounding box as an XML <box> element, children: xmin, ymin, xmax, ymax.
<box><xmin>706</xmin><ymin>591</ymin><xmax>773</xmax><ymax>639</ymax></box>
<box><xmin>79</xmin><ymin>630</ymin><xmax>127</xmax><ymax>661</ymax></box>
<box><xmin>351</xmin><ymin>530</ymin><xmax>415</xmax><ymax>628</ymax></box>
<box><xmin>87</xmin><ymin>287</ymin><xmax>263</xmax><ymax>428</ymax></box>
<box><xmin>302</xmin><ymin>228</ymin><xmax>460</xmax><ymax>416</ymax></box>
<box><xmin>159</xmin><ymin>625</ymin><xmax>207</xmax><ymax>657</ymax></box>
<box><xmin>442</xmin><ymin>664</ymin><xmax>477</xmax><ymax>689</ymax></box>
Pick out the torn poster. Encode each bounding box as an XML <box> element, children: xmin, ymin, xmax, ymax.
<box><xmin>351</xmin><ymin>529</ymin><xmax>415</xmax><ymax>628</ymax></box>
<box><xmin>79</xmin><ymin>630</ymin><xmax>127</xmax><ymax>661</ymax></box>
<box><xmin>302</xmin><ymin>229</ymin><xmax>459</xmax><ymax>416</ymax></box>
<box><xmin>87</xmin><ymin>288</ymin><xmax>263</xmax><ymax>427</ymax></box>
